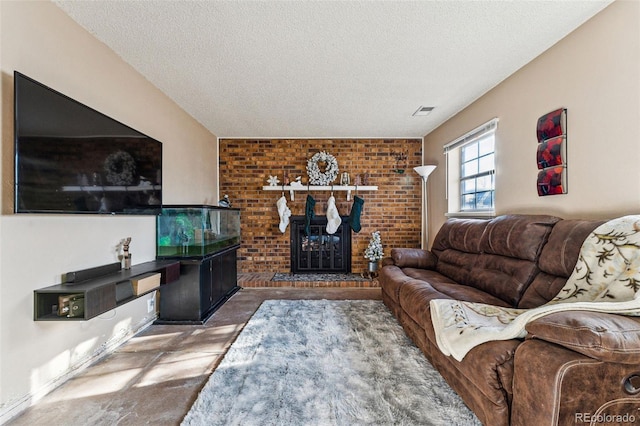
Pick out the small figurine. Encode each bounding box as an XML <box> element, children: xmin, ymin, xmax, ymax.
<box><xmin>92</xmin><ymin>172</ymin><xmax>102</xmax><ymax>186</ymax></box>
<box><xmin>219</xmin><ymin>194</ymin><xmax>231</xmax><ymax>207</ymax></box>
<box><xmin>290</xmin><ymin>176</ymin><xmax>304</xmax><ymax>187</ymax></box>
<box><xmin>138</xmin><ymin>176</ymin><xmax>152</xmax><ymax>187</ymax></box>
<box><xmin>148</xmin><ymin>192</ymin><xmax>160</xmax><ymax>205</ymax></box>
<box><xmin>122</xmin><ymin>237</ymin><xmax>132</xmax><ymax>270</ymax></box>
<box><xmin>340</xmin><ymin>172</ymin><xmax>350</xmax><ymax>186</ymax></box>
<box><xmin>267</xmin><ymin>175</ymin><xmax>280</xmax><ymax>186</ymax></box>
<box><xmin>177</xmin><ymin>229</ymin><xmax>190</xmax><ymax>255</ymax></box>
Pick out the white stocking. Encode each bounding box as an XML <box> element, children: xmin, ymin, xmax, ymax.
<box><xmin>277</xmin><ymin>195</ymin><xmax>291</xmax><ymax>233</ymax></box>
<box><xmin>326</xmin><ymin>195</ymin><xmax>341</xmax><ymax>234</ymax></box>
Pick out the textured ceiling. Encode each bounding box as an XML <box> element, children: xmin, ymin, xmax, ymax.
<box><xmin>54</xmin><ymin>1</ymin><xmax>612</xmax><ymax>139</ymax></box>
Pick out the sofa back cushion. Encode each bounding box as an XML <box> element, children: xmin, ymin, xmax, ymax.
<box><xmin>434</xmin><ymin>250</ymin><xmax>483</xmax><ymax>286</ymax></box>
<box><xmin>432</xmin><ymin>218</ymin><xmax>488</xmax><ymax>254</ymax></box>
<box><xmin>470</xmin><ymin>215</ymin><xmax>561</xmax><ymax>306</ymax></box>
<box><xmin>518</xmin><ymin>219</ymin><xmax>604</xmax><ymax>308</ymax></box>
<box><xmin>478</xmin><ymin>215</ymin><xmax>561</xmax><ymax>261</ymax></box>
<box><xmin>431</xmin><ymin>215</ymin><xmax>561</xmax><ymax>306</ymax></box>
<box><xmin>431</xmin><ymin>218</ymin><xmax>489</xmax><ymax>287</ymax></box>
<box><xmin>470</xmin><ymin>254</ymin><xmax>545</xmax><ymax>306</ymax></box>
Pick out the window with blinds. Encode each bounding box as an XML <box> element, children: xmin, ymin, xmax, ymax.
<box><xmin>444</xmin><ymin>118</ymin><xmax>498</xmax><ymax>216</ymax></box>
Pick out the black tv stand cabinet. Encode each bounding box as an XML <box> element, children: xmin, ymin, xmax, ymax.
<box><xmin>155</xmin><ymin>244</ymin><xmax>240</xmax><ymax>325</ymax></box>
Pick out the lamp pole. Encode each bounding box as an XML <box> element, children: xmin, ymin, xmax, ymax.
<box><xmin>413</xmin><ymin>165</ymin><xmax>437</xmax><ymax>250</ymax></box>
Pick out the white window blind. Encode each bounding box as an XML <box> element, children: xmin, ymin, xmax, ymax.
<box><xmin>443</xmin><ymin>118</ymin><xmax>498</xmax><ymax>153</ymax></box>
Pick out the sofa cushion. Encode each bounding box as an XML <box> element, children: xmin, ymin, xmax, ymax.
<box><xmin>455</xmin><ymin>214</ymin><xmax>560</xmax><ymax>306</ymax></box>
<box><xmin>434</xmin><ymin>250</ymin><xmax>482</xmax><ymax>287</ymax></box>
<box><xmin>431</xmin><ymin>217</ymin><xmax>488</xmax><ymax>255</ymax></box>
<box><xmin>426</xmin><ymin>279</ymin><xmax>511</xmax><ymax>307</ymax></box>
<box><xmin>517</xmin><ymin>272</ymin><xmax>569</xmax><ymax>309</ymax></box>
<box><xmin>525</xmin><ymin>311</ymin><xmax>640</xmax><ymax>364</ymax></box>
<box><xmin>430</xmin><ymin>218</ymin><xmax>488</xmax><ymax>287</ymax></box>
<box><xmin>537</xmin><ymin>219</ymin><xmax>604</xmax><ymax>276</ymax></box>
<box><xmin>479</xmin><ymin>214</ymin><xmax>560</xmax><ymax>261</ymax></box>
<box><xmin>398</xmin><ymin>270</ymin><xmax>510</xmax><ymax>328</ymax></box>
<box><xmin>469</xmin><ymin>254</ymin><xmax>541</xmax><ymax>307</ymax></box>
<box><xmin>398</xmin><ymin>278</ymin><xmax>453</xmax><ymax>329</ymax></box>
<box><xmin>519</xmin><ymin>219</ymin><xmax>603</xmax><ymax>308</ymax></box>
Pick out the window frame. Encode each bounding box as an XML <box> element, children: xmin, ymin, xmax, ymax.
<box><xmin>444</xmin><ymin>118</ymin><xmax>498</xmax><ymax>218</ymax></box>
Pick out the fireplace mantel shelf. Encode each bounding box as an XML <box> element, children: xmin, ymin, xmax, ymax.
<box><xmin>262</xmin><ymin>185</ymin><xmax>378</xmax><ymax>201</ymax></box>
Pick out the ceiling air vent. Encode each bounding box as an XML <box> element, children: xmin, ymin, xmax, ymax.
<box><xmin>412</xmin><ymin>106</ymin><xmax>434</xmax><ymax>116</ymax></box>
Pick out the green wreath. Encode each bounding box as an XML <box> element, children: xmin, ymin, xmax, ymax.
<box><xmin>306</xmin><ymin>151</ymin><xmax>339</xmax><ymax>185</ymax></box>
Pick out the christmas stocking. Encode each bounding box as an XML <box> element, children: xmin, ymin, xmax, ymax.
<box><xmin>304</xmin><ymin>194</ymin><xmax>316</xmax><ymax>236</ymax></box>
<box><xmin>349</xmin><ymin>195</ymin><xmax>364</xmax><ymax>233</ymax></box>
<box><xmin>276</xmin><ymin>195</ymin><xmax>291</xmax><ymax>233</ymax></box>
<box><xmin>326</xmin><ymin>195</ymin><xmax>341</xmax><ymax>234</ymax></box>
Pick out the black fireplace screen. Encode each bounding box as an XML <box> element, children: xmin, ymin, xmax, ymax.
<box><xmin>290</xmin><ymin>216</ymin><xmax>351</xmax><ymax>274</ymax></box>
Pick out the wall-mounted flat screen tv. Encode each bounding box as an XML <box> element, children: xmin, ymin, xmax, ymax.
<box><xmin>14</xmin><ymin>71</ymin><xmax>162</xmax><ymax>215</ymax></box>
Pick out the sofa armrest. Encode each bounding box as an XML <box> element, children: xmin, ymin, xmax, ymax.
<box><xmin>380</xmin><ymin>257</ymin><xmax>395</xmax><ymax>267</ymax></box>
<box><xmin>512</xmin><ymin>339</ymin><xmax>640</xmax><ymax>426</ymax></box>
<box><xmin>525</xmin><ymin>311</ymin><xmax>640</xmax><ymax>364</ymax></box>
<box><xmin>389</xmin><ymin>248</ymin><xmax>437</xmax><ymax>269</ymax></box>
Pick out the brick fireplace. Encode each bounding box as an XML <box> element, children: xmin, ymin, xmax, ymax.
<box><xmin>218</xmin><ymin>138</ymin><xmax>423</xmax><ymax>274</ymax></box>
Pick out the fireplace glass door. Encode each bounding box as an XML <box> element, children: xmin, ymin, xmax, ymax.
<box><xmin>290</xmin><ymin>216</ymin><xmax>351</xmax><ymax>274</ymax></box>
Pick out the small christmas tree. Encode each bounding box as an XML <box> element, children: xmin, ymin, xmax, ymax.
<box><xmin>364</xmin><ymin>231</ymin><xmax>384</xmax><ymax>262</ymax></box>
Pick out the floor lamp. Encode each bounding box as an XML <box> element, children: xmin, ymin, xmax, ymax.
<box><xmin>414</xmin><ymin>165</ymin><xmax>437</xmax><ymax>250</ymax></box>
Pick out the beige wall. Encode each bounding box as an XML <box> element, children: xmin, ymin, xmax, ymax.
<box><xmin>424</xmin><ymin>0</ymin><xmax>640</xmax><ymax>242</ymax></box>
<box><xmin>0</xmin><ymin>1</ymin><xmax>218</xmax><ymax>420</ymax></box>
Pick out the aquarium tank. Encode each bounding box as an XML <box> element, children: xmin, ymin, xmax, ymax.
<box><xmin>156</xmin><ymin>205</ymin><xmax>240</xmax><ymax>258</ymax></box>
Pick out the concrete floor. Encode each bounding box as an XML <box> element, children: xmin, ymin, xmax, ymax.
<box><xmin>9</xmin><ymin>287</ymin><xmax>382</xmax><ymax>426</ymax></box>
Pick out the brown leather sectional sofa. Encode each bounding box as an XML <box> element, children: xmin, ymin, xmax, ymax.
<box><xmin>379</xmin><ymin>214</ymin><xmax>640</xmax><ymax>425</ymax></box>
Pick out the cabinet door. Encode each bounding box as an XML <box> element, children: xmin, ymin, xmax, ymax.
<box><xmin>159</xmin><ymin>261</ymin><xmax>201</xmax><ymax>321</ymax></box>
<box><xmin>210</xmin><ymin>255</ymin><xmax>223</xmax><ymax>305</ymax></box>
<box><xmin>219</xmin><ymin>249</ymin><xmax>238</xmax><ymax>295</ymax></box>
<box><xmin>199</xmin><ymin>258</ymin><xmax>213</xmax><ymax>316</ymax></box>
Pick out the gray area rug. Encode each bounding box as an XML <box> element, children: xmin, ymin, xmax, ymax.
<box><xmin>182</xmin><ymin>300</ymin><xmax>480</xmax><ymax>426</ymax></box>
<box><xmin>272</xmin><ymin>273</ymin><xmax>368</xmax><ymax>282</ymax></box>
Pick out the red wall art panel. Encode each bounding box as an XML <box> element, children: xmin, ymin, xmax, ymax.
<box><xmin>537</xmin><ymin>166</ymin><xmax>567</xmax><ymax>196</ymax></box>
<box><xmin>537</xmin><ymin>108</ymin><xmax>567</xmax><ymax>142</ymax></box>
<box><xmin>536</xmin><ymin>108</ymin><xmax>567</xmax><ymax>196</ymax></box>
<box><xmin>536</xmin><ymin>136</ymin><xmax>566</xmax><ymax>169</ymax></box>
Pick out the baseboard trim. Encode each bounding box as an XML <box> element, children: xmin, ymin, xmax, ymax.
<box><xmin>0</xmin><ymin>315</ymin><xmax>156</xmax><ymax>424</ymax></box>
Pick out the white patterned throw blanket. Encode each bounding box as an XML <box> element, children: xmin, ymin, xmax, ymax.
<box><xmin>431</xmin><ymin>215</ymin><xmax>640</xmax><ymax>362</ymax></box>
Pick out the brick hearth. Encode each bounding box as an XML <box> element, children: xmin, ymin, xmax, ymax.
<box><xmin>238</xmin><ymin>272</ymin><xmax>380</xmax><ymax>288</ymax></box>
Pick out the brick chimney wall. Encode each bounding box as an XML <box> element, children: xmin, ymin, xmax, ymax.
<box><xmin>219</xmin><ymin>138</ymin><xmax>423</xmax><ymax>274</ymax></box>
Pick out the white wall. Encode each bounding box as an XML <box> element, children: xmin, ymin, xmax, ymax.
<box><xmin>423</xmin><ymin>0</ymin><xmax>640</xmax><ymax>241</ymax></box>
<box><xmin>0</xmin><ymin>1</ymin><xmax>218</xmax><ymax>420</ymax></box>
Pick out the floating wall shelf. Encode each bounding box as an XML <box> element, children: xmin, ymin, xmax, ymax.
<box><xmin>33</xmin><ymin>260</ymin><xmax>180</xmax><ymax>321</ymax></box>
<box><xmin>262</xmin><ymin>185</ymin><xmax>378</xmax><ymax>201</ymax></box>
